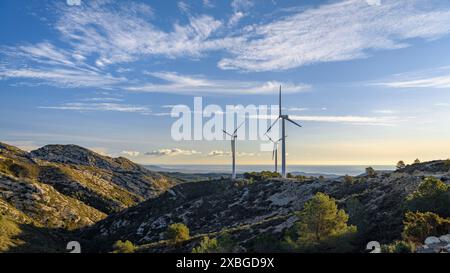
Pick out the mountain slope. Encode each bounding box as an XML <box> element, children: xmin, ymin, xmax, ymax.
<box><xmin>0</xmin><ymin>142</ymin><xmax>176</xmax><ymax>231</ymax></box>
<box><xmin>31</xmin><ymin>144</ymin><xmax>174</xmax><ymax>199</ymax></box>
<box><xmin>79</xmin><ymin>162</ymin><xmax>450</xmax><ymax>252</ymax></box>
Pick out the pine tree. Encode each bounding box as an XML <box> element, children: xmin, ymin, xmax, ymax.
<box><xmin>396</xmin><ymin>160</ymin><xmax>406</xmax><ymax>170</ymax></box>
<box><xmin>283</xmin><ymin>193</ymin><xmax>357</xmax><ymax>252</ymax></box>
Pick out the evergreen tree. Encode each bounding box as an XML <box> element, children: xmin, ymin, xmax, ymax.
<box><xmin>396</xmin><ymin>160</ymin><xmax>406</xmax><ymax>170</ymax></box>
<box><xmin>283</xmin><ymin>193</ymin><xmax>357</xmax><ymax>252</ymax></box>
<box><xmin>405</xmin><ymin>177</ymin><xmax>449</xmax><ymax>217</ymax></box>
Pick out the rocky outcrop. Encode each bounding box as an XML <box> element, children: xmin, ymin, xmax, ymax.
<box><xmin>0</xmin><ymin>142</ymin><xmax>176</xmax><ymax>231</ymax></box>
<box><xmin>417</xmin><ymin>235</ymin><xmax>450</xmax><ymax>253</ymax></box>
<box><xmin>31</xmin><ymin>144</ymin><xmax>174</xmax><ymax>199</ymax></box>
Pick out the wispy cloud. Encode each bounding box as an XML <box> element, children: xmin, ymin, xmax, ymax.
<box><xmin>121</xmin><ymin>150</ymin><xmax>140</xmax><ymax>157</ymax></box>
<box><xmin>127</xmin><ymin>71</ymin><xmax>309</xmax><ymax>95</ymax></box>
<box><xmin>372</xmin><ymin>66</ymin><xmax>450</xmax><ymax>89</ymax></box>
<box><xmin>231</xmin><ymin>0</ymin><xmax>254</xmax><ymax>11</ymax></box>
<box><xmin>2</xmin><ymin>0</ymin><xmax>450</xmax><ymax>90</ymax></box>
<box><xmin>286</xmin><ymin>107</ymin><xmax>308</xmax><ymax>112</ymax></box>
<box><xmin>81</xmin><ymin>97</ymin><xmax>124</xmax><ymax>102</ymax></box>
<box><xmin>0</xmin><ymin>41</ymin><xmax>125</xmax><ymax>88</ymax></box>
<box><xmin>55</xmin><ymin>1</ymin><xmax>226</xmax><ymax>65</ymax></box>
<box><xmin>38</xmin><ymin>102</ymin><xmax>150</xmax><ymax>114</ymax></box>
<box><xmin>373</xmin><ymin>109</ymin><xmax>395</xmax><ymax>114</ymax></box>
<box><xmin>145</xmin><ymin>148</ymin><xmax>201</xmax><ymax>156</ymax></box>
<box><xmin>255</xmin><ymin>114</ymin><xmax>401</xmax><ymax>126</ymax></box>
<box><xmin>219</xmin><ymin>0</ymin><xmax>450</xmax><ymax>71</ymax></box>
<box><xmin>208</xmin><ymin>150</ymin><xmax>255</xmax><ymax>157</ymax></box>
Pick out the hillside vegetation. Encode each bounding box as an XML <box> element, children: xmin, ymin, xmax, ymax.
<box><xmin>1</xmin><ymin>141</ymin><xmax>449</xmax><ymax>253</ymax></box>
<box><xmin>0</xmin><ymin>142</ymin><xmax>176</xmax><ymax>252</ymax></box>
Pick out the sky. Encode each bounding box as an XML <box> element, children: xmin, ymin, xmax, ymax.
<box><xmin>1</xmin><ymin>0</ymin><xmax>450</xmax><ymax>166</ymax></box>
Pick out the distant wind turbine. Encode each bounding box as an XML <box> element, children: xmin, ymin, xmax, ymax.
<box><xmin>267</xmin><ymin>136</ymin><xmax>284</xmax><ymax>173</ymax></box>
<box><xmin>265</xmin><ymin>85</ymin><xmax>302</xmax><ymax>178</ymax></box>
<box><xmin>223</xmin><ymin>122</ymin><xmax>244</xmax><ymax>180</ymax></box>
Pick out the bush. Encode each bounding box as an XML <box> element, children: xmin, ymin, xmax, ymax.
<box><xmin>365</xmin><ymin>167</ymin><xmax>376</xmax><ymax>177</ymax></box>
<box><xmin>382</xmin><ymin>240</ymin><xmax>415</xmax><ymax>253</ymax></box>
<box><xmin>166</xmin><ymin>223</ymin><xmax>190</xmax><ymax>243</ymax></box>
<box><xmin>405</xmin><ymin>177</ymin><xmax>449</xmax><ymax>217</ymax></box>
<box><xmin>192</xmin><ymin>234</ymin><xmax>235</xmax><ymax>253</ymax></box>
<box><xmin>192</xmin><ymin>237</ymin><xmax>218</xmax><ymax>253</ymax></box>
<box><xmin>413</xmin><ymin>158</ymin><xmax>421</xmax><ymax>164</ymax></box>
<box><xmin>396</xmin><ymin>160</ymin><xmax>406</xmax><ymax>170</ymax></box>
<box><xmin>283</xmin><ymin>193</ymin><xmax>357</xmax><ymax>252</ymax></box>
<box><xmin>343</xmin><ymin>175</ymin><xmax>354</xmax><ymax>184</ymax></box>
<box><xmin>402</xmin><ymin>211</ymin><xmax>450</xmax><ymax>243</ymax></box>
<box><xmin>112</xmin><ymin>240</ymin><xmax>136</xmax><ymax>253</ymax></box>
<box><xmin>244</xmin><ymin>171</ymin><xmax>280</xmax><ymax>181</ymax></box>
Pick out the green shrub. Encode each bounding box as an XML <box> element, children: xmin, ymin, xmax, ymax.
<box><xmin>283</xmin><ymin>193</ymin><xmax>357</xmax><ymax>252</ymax></box>
<box><xmin>112</xmin><ymin>240</ymin><xmax>136</xmax><ymax>253</ymax></box>
<box><xmin>243</xmin><ymin>171</ymin><xmax>280</xmax><ymax>181</ymax></box>
<box><xmin>192</xmin><ymin>234</ymin><xmax>236</xmax><ymax>253</ymax></box>
<box><xmin>382</xmin><ymin>240</ymin><xmax>416</xmax><ymax>253</ymax></box>
<box><xmin>365</xmin><ymin>167</ymin><xmax>376</xmax><ymax>177</ymax></box>
<box><xmin>405</xmin><ymin>177</ymin><xmax>449</xmax><ymax>217</ymax></box>
<box><xmin>402</xmin><ymin>211</ymin><xmax>450</xmax><ymax>243</ymax></box>
<box><xmin>343</xmin><ymin>175</ymin><xmax>354</xmax><ymax>184</ymax></box>
<box><xmin>192</xmin><ymin>237</ymin><xmax>218</xmax><ymax>253</ymax></box>
<box><xmin>166</xmin><ymin>223</ymin><xmax>190</xmax><ymax>243</ymax></box>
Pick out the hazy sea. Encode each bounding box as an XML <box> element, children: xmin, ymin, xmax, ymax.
<box><xmin>146</xmin><ymin>164</ymin><xmax>395</xmax><ymax>177</ymax></box>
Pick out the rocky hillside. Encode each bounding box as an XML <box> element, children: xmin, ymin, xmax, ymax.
<box><xmin>0</xmin><ymin>141</ymin><xmax>176</xmax><ymax>252</ymax></box>
<box><xmin>1</xmin><ymin>140</ymin><xmax>449</xmax><ymax>253</ymax></box>
<box><xmin>78</xmin><ymin>163</ymin><xmax>450</xmax><ymax>252</ymax></box>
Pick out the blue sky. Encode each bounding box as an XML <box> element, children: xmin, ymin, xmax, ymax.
<box><xmin>1</xmin><ymin>0</ymin><xmax>450</xmax><ymax>165</ymax></box>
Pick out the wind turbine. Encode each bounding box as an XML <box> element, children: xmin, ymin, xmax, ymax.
<box><xmin>267</xmin><ymin>136</ymin><xmax>283</xmax><ymax>173</ymax></box>
<box><xmin>223</xmin><ymin>122</ymin><xmax>244</xmax><ymax>180</ymax></box>
<box><xmin>265</xmin><ymin>85</ymin><xmax>302</xmax><ymax>178</ymax></box>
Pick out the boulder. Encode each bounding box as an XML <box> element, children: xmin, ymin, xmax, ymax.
<box><xmin>439</xmin><ymin>234</ymin><xmax>450</xmax><ymax>243</ymax></box>
<box><xmin>424</xmin><ymin>236</ymin><xmax>441</xmax><ymax>245</ymax></box>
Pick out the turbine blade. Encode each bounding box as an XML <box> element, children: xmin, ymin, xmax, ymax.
<box><xmin>279</xmin><ymin>85</ymin><xmax>282</xmax><ymax>117</ymax></box>
<box><xmin>265</xmin><ymin>117</ymin><xmax>280</xmax><ymax>134</ymax></box>
<box><xmin>286</xmin><ymin>117</ymin><xmax>302</xmax><ymax>128</ymax></box>
<box><xmin>223</xmin><ymin>130</ymin><xmax>233</xmax><ymax>137</ymax></box>
<box><xmin>233</xmin><ymin>121</ymin><xmax>245</xmax><ymax>135</ymax></box>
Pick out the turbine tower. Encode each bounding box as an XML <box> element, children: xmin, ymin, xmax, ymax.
<box><xmin>223</xmin><ymin>122</ymin><xmax>244</xmax><ymax>180</ymax></box>
<box><xmin>267</xmin><ymin>136</ymin><xmax>283</xmax><ymax>173</ymax></box>
<box><xmin>265</xmin><ymin>85</ymin><xmax>302</xmax><ymax>178</ymax></box>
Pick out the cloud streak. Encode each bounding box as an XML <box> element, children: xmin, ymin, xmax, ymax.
<box><xmin>145</xmin><ymin>148</ymin><xmax>201</xmax><ymax>156</ymax></box>
<box><xmin>127</xmin><ymin>71</ymin><xmax>309</xmax><ymax>95</ymax></box>
<box><xmin>38</xmin><ymin>102</ymin><xmax>150</xmax><ymax>114</ymax></box>
<box><xmin>372</xmin><ymin>66</ymin><xmax>450</xmax><ymax>89</ymax></box>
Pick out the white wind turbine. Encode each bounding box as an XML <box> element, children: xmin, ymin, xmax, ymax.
<box><xmin>267</xmin><ymin>135</ymin><xmax>284</xmax><ymax>173</ymax></box>
<box><xmin>223</xmin><ymin>122</ymin><xmax>244</xmax><ymax>180</ymax></box>
<box><xmin>265</xmin><ymin>85</ymin><xmax>302</xmax><ymax>178</ymax></box>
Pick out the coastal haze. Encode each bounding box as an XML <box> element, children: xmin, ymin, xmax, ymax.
<box><xmin>145</xmin><ymin>164</ymin><xmax>395</xmax><ymax>176</ymax></box>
